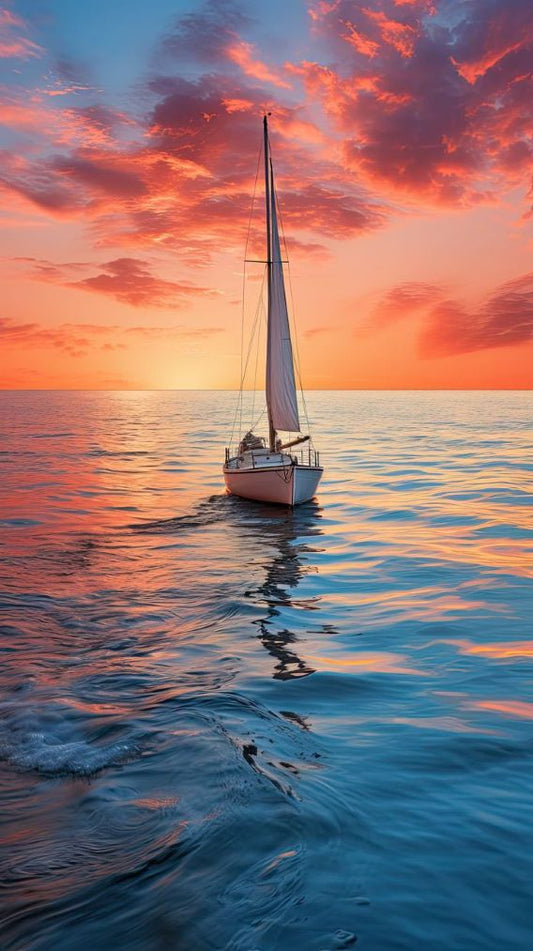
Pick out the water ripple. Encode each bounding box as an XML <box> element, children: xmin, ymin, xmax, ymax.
<box><xmin>0</xmin><ymin>390</ymin><xmax>531</xmax><ymax>951</ymax></box>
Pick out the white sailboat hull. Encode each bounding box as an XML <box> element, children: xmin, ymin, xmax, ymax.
<box><xmin>223</xmin><ymin>463</ymin><xmax>322</xmax><ymax>506</ymax></box>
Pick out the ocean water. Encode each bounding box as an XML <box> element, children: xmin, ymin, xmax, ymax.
<box><xmin>0</xmin><ymin>389</ymin><xmax>531</xmax><ymax>951</ymax></box>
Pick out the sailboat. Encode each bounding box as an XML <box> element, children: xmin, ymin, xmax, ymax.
<box><xmin>223</xmin><ymin>115</ymin><xmax>323</xmax><ymax>506</ymax></box>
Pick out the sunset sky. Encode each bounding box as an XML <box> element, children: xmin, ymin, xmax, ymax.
<box><xmin>1</xmin><ymin>0</ymin><xmax>532</xmax><ymax>389</ymax></box>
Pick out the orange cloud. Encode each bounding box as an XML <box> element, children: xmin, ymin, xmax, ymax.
<box><xmin>343</xmin><ymin>21</ymin><xmax>380</xmax><ymax>57</ymax></box>
<box><xmin>452</xmin><ymin>42</ymin><xmax>525</xmax><ymax>84</ymax></box>
<box><xmin>308</xmin><ymin>1</ymin><xmax>341</xmax><ymax>22</ymax></box>
<box><xmin>226</xmin><ymin>40</ymin><xmax>291</xmax><ymax>89</ymax></box>
<box><xmin>222</xmin><ymin>97</ymin><xmax>254</xmax><ymax>113</ymax></box>
<box><xmin>363</xmin><ymin>8</ymin><xmax>417</xmax><ymax>57</ymax></box>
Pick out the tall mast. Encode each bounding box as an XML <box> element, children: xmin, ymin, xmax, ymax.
<box><xmin>264</xmin><ymin>114</ymin><xmax>276</xmax><ymax>453</ymax></box>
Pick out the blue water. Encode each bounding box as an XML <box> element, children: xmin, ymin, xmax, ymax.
<box><xmin>0</xmin><ymin>390</ymin><xmax>531</xmax><ymax>950</ymax></box>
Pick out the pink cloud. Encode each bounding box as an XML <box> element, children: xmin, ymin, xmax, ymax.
<box><xmin>342</xmin><ymin>21</ymin><xmax>380</xmax><ymax>58</ymax></box>
<box><xmin>420</xmin><ymin>272</ymin><xmax>533</xmax><ymax>356</ymax></box>
<box><xmin>363</xmin><ymin>8</ymin><xmax>418</xmax><ymax>58</ymax></box>
<box><xmin>226</xmin><ymin>40</ymin><xmax>292</xmax><ymax>89</ymax></box>
<box><xmin>0</xmin><ymin>8</ymin><xmax>42</xmax><ymax>59</ymax></box>
<box><xmin>298</xmin><ymin>0</ymin><xmax>533</xmax><ymax>207</ymax></box>
<box><xmin>371</xmin><ymin>273</ymin><xmax>533</xmax><ymax>357</ymax></box>
<box><xmin>73</xmin><ymin>257</ymin><xmax>212</xmax><ymax>307</ymax></box>
<box><xmin>12</xmin><ymin>254</ymin><xmax>216</xmax><ymax>307</ymax></box>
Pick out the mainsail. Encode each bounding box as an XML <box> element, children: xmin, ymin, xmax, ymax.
<box><xmin>265</xmin><ymin>130</ymin><xmax>300</xmax><ymax>436</ymax></box>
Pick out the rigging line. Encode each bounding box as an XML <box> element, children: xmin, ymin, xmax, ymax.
<box><xmin>251</xmin><ymin>405</ymin><xmax>267</xmax><ymax>432</ymax></box>
<box><xmin>250</xmin><ymin>295</ymin><xmax>263</xmax><ymax>429</ymax></box>
<box><xmin>239</xmin><ymin>273</ymin><xmax>266</xmax><ymax>398</ymax></box>
<box><xmin>229</xmin><ymin>290</ymin><xmax>261</xmax><ymax>448</ymax></box>
<box><xmin>242</xmin><ymin>271</ymin><xmax>266</xmax><ymax>383</ymax></box>
<box><xmin>228</xmin><ymin>271</ymin><xmax>266</xmax><ymax>448</ymax></box>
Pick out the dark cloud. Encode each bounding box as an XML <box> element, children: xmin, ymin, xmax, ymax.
<box><xmin>52</xmin><ymin>153</ymin><xmax>147</xmax><ymax>198</ymax></box>
<box><xmin>304</xmin><ymin>0</ymin><xmax>533</xmax><ymax>205</ymax></box>
<box><xmin>159</xmin><ymin>0</ymin><xmax>249</xmax><ymax>66</ymax></box>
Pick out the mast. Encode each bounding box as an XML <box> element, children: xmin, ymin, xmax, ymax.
<box><xmin>264</xmin><ymin>114</ymin><xmax>276</xmax><ymax>453</ymax></box>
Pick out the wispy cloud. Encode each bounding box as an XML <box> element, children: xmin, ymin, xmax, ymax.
<box><xmin>17</xmin><ymin>255</ymin><xmax>215</xmax><ymax>307</ymax></box>
<box><xmin>371</xmin><ymin>273</ymin><xmax>533</xmax><ymax>356</ymax></box>
<box><xmin>0</xmin><ymin>316</ymin><xmax>224</xmax><ymax>359</ymax></box>
<box><xmin>0</xmin><ymin>8</ymin><xmax>43</xmax><ymax>59</ymax></box>
<box><xmin>420</xmin><ymin>272</ymin><xmax>533</xmax><ymax>356</ymax></box>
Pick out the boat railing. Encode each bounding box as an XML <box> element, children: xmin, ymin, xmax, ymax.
<box><xmin>293</xmin><ymin>447</ymin><xmax>320</xmax><ymax>467</ymax></box>
<box><xmin>225</xmin><ymin>445</ymin><xmax>320</xmax><ymax>468</ymax></box>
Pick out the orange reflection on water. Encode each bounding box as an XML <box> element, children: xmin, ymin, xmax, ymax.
<box><xmin>307</xmin><ymin>650</ymin><xmax>424</xmax><ymax>676</ymax></box>
<box><xmin>470</xmin><ymin>700</ymin><xmax>533</xmax><ymax>719</ymax></box>
<box><xmin>133</xmin><ymin>797</ymin><xmax>180</xmax><ymax>810</ymax></box>
<box><xmin>263</xmin><ymin>849</ymin><xmax>298</xmax><ymax>875</ymax></box>
<box><xmin>443</xmin><ymin>639</ymin><xmax>533</xmax><ymax>659</ymax></box>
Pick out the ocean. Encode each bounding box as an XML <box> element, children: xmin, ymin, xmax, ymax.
<box><xmin>0</xmin><ymin>390</ymin><xmax>531</xmax><ymax>950</ymax></box>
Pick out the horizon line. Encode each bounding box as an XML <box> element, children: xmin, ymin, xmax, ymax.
<box><xmin>1</xmin><ymin>387</ymin><xmax>532</xmax><ymax>393</ymax></box>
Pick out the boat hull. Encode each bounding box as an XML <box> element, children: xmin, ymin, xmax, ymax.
<box><xmin>223</xmin><ymin>463</ymin><xmax>322</xmax><ymax>506</ymax></box>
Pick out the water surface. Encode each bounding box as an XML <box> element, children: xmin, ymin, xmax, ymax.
<box><xmin>0</xmin><ymin>390</ymin><xmax>531</xmax><ymax>950</ymax></box>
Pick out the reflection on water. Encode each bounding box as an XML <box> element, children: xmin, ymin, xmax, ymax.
<box><xmin>253</xmin><ymin>501</ymin><xmax>322</xmax><ymax>681</ymax></box>
<box><xmin>0</xmin><ymin>390</ymin><xmax>531</xmax><ymax>951</ymax></box>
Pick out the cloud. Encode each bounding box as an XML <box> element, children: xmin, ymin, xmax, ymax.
<box><xmin>372</xmin><ymin>281</ymin><xmax>444</xmax><ymax>326</ymax></box>
<box><xmin>371</xmin><ymin>273</ymin><xmax>533</xmax><ymax>356</ymax></box>
<box><xmin>0</xmin><ymin>317</ymin><xmax>109</xmax><ymax>357</ymax></box>
<box><xmin>159</xmin><ymin>0</ymin><xmax>248</xmax><ymax>66</ymax></box>
<box><xmin>343</xmin><ymin>21</ymin><xmax>380</xmax><ymax>58</ymax></box>
<box><xmin>52</xmin><ymin>154</ymin><xmax>147</xmax><ymax>198</ymax></box>
<box><xmin>19</xmin><ymin>255</ymin><xmax>214</xmax><ymax>307</ymax></box>
<box><xmin>124</xmin><ymin>325</ymin><xmax>223</xmax><ymax>338</ymax></box>
<box><xmin>420</xmin><ymin>272</ymin><xmax>533</xmax><ymax>356</ymax></box>
<box><xmin>0</xmin><ymin>8</ymin><xmax>43</xmax><ymax>59</ymax></box>
<box><xmin>10</xmin><ymin>0</ymin><xmax>530</xmax><ymax>272</ymax></box>
<box><xmin>0</xmin><ymin>316</ymin><xmax>224</xmax><ymax>358</ymax></box>
<box><xmin>300</xmin><ymin>0</ymin><xmax>533</xmax><ymax>206</ymax></box>
<box><xmin>226</xmin><ymin>40</ymin><xmax>292</xmax><ymax>88</ymax></box>
<box><xmin>450</xmin><ymin>0</ymin><xmax>533</xmax><ymax>84</ymax></box>
<box><xmin>0</xmin><ymin>0</ymin><xmax>388</xmax><ymax>258</ymax></box>
<box><xmin>362</xmin><ymin>8</ymin><xmax>418</xmax><ymax>58</ymax></box>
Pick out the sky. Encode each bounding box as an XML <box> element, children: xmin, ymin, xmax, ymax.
<box><xmin>0</xmin><ymin>0</ymin><xmax>532</xmax><ymax>389</ymax></box>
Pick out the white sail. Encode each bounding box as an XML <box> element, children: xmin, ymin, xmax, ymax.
<box><xmin>266</xmin><ymin>178</ymin><xmax>300</xmax><ymax>433</ymax></box>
